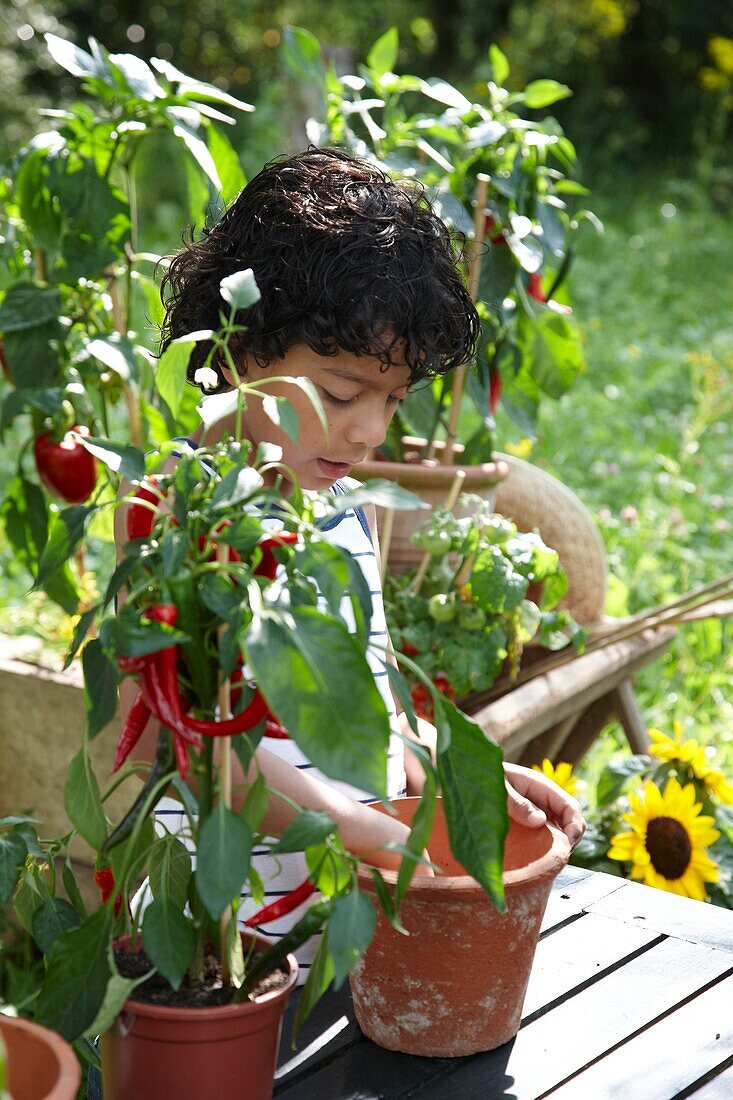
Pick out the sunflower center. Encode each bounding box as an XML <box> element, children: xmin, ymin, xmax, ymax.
<box><xmin>646</xmin><ymin>816</ymin><xmax>692</xmax><ymax>879</ymax></box>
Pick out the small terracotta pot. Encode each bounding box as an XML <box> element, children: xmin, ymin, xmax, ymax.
<box><xmin>0</xmin><ymin>1012</ymin><xmax>80</xmax><ymax>1100</ymax></box>
<box><xmin>350</xmin><ymin>798</ymin><xmax>570</xmax><ymax>1057</ymax></box>
<box><xmin>355</xmin><ymin>448</ymin><xmax>509</xmax><ymax>573</ymax></box>
<box><xmin>100</xmin><ymin>934</ymin><xmax>298</xmax><ymax>1100</ymax></box>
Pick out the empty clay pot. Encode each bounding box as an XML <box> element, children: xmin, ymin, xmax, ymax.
<box><xmin>0</xmin><ymin>1012</ymin><xmax>80</xmax><ymax>1100</ymax></box>
<box><xmin>350</xmin><ymin>797</ymin><xmax>570</xmax><ymax>1057</ymax></box>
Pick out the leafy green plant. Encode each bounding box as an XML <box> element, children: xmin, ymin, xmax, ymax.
<box><xmin>0</xmin><ymin>274</ymin><xmax>509</xmax><ymax>1065</ymax></box>
<box><xmin>384</xmin><ymin>497</ymin><xmax>585</xmax><ymax>708</ymax></box>
<box><xmin>283</xmin><ymin>26</ymin><xmax>600</xmax><ymax>460</ymax></box>
<box><xmin>0</xmin><ymin>31</ymin><xmax>251</xmax><ymax>615</ymax></box>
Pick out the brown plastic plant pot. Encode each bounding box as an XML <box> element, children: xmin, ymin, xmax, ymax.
<box><xmin>350</xmin><ymin>797</ymin><xmax>570</xmax><ymax>1057</ymax></box>
<box><xmin>0</xmin><ymin>1012</ymin><xmax>81</xmax><ymax>1100</ymax></box>
<box><xmin>100</xmin><ymin>933</ymin><xmax>298</xmax><ymax>1100</ymax></box>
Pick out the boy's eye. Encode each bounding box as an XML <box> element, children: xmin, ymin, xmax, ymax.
<box><xmin>322</xmin><ymin>389</ymin><xmax>359</xmax><ymax>408</ymax></box>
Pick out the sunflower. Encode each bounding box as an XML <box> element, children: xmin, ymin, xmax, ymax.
<box><xmin>533</xmin><ymin>758</ymin><xmax>580</xmax><ymax>797</ymax></box>
<box><xmin>608</xmin><ymin>777</ymin><xmax>720</xmax><ymax>901</ymax></box>
<box><xmin>648</xmin><ymin>722</ymin><xmax>733</xmax><ymax>804</ymax></box>
<box><xmin>648</xmin><ymin>721</ymin><xmax>702</xmax><ymax>767</ymax></box>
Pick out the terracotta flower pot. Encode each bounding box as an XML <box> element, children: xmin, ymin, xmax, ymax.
<box><xmin>100</xmin><ymin>935</ymin><xmax>298</xmax><ymax>1100</ymax></box>
<box><xmin>0</xmin><ymin>1013</ymin><xmax>80</xmax><ymax>1100</ymax></box>
<box><xmin>350</xmin><ymin>798</ymin><xmax>570</xmax><ymax>1057</ymax></box>
<box><xmin>355</xmin><ymin>445</ymin><xmax>509</xmax><ymax>573</ymax></box>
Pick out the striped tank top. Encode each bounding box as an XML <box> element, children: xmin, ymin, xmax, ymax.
<box><xmin>152</xmin><ymin>477</ymin><xmax>406</xmax><ymax>981</ymax></box>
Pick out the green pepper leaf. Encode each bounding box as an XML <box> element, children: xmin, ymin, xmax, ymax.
<box><xmin>148</xmin><ymin>835</ymin><xmax>193</xmax><ymax>910</ymax></box>
<box><xmin>327</xmin><ymin>889</ymin><xmax>376</xmax><ymax>990</ymax></box>
<box><xmin>82</xmin><ymin>639</ymin><xmax>119</xmax><ymax>739</ymax></box>
<box><xmin>246</xmin><ymin>607</ymin><xmax>390</xmax><ymax>799</ymax></box>
<box><xmin>436</xmin><ymin>699</ymin><xmax>507</xmax><ymax>911</ymax></box>
<box><xmin>32</xmin><ymin>897</ymin><xmax>81</xmax><ymax>955</ymax></box>
<box><xmin>141</xmin><ymin>899</ymin><xmax>196</xmax><ymax>991</ymax></box>
<box><xmin>196</xmin><ymin>803</ymin><xmax>253</xmax><ymax>919</ymax></box>
<box><xmin>65</xmin><ymin>746</ymin><xmax>107</xmax><ymax>852</ymax></box>
<box><xmin>272</xmin><ymin>810</ymin><xmax>336</xmax><ymax>854</ymax></box>
<box><xmin>35</xmin><ymin>907</ymin><xmax>113</xmax><ymax>1041</ymax></box>
<box><xmin>0</xmin><ymin>833</ymin><xmax>27</xmax><ymax>903</ymax></box>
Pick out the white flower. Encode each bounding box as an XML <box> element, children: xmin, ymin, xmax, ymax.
<box><xmin>194</xmin><ymin>366</ymin><xmax>220</xmax><ymax>391</ymax></box>
<box><xmin>220</xmin><ymin>269</ymin><xmax>261</xmax><ymax>311</ymax></box>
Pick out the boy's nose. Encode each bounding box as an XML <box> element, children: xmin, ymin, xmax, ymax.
<box><xmin>346</xmin><ymin>405</ymin><xmax>388</xmax><ymax>449</ymax></box>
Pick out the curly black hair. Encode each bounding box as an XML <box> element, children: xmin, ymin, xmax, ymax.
<box><xmin>160</xmin><ymin>147</ymin><xmax>480</xmax><ymax>392</ymax></box>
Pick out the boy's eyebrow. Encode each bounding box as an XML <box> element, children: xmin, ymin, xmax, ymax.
<box><xmin>324</xmin><ymin>367</ymin><xmax>409</xmax><ymax>391</ymax></box>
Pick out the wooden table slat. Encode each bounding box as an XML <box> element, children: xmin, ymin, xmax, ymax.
<box><xmin>546</xmin><ymin>974</ymin><xmax>733</xmax><ymax>1099</ymax></box>
<box><xmin>677</xmin><ymin>1059</ymin><xmax>733</xmax><ymax>1100</ymax></box>
<box><xmin>540</xmin><ymin>866</ymin><xmax>627</xmax><ymax>933</ymax></box>
<box><xmin>587</xmin><ymin>877</ymin><xmax>733</xmax><ymax>954</ymax></box>
<box><xmin>412</xmin><ymin>938</ymin><xmax>732</xmax><ymax>1099</ymax></box>
<box><xmin>523</xmin><ymin>911</ymin><xmax>660</xmax><ymax>1019</ymax></box>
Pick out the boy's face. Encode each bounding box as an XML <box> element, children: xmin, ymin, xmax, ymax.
<box><xmin>226</xmin><ymin>344</ymin><xmax>411</xmax><ymax>490</ymax></box>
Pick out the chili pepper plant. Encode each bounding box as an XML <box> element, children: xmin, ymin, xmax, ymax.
<box><xmin>0</xmin><ymin>275</ymin><xmax>510</xmax><ymax>1067</ymax></box>
<box><xmin>0</xmin><ymin>30</ymin><xmax>252</xmax><ymax>617</ymax></box>
<box><xmin>384</xmin><ymin>497</ymin><xmax>587</xmax><ymax>714</ymax></box>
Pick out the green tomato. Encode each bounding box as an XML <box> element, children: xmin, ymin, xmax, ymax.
<box><xmin>458</xmin><ymin>603</ymin><xmax>487</xmax><ymax>631</ymax></box>
<box><xmin>428</xmin><ymin>592</ymin><xmax>458</xmax><ymax>622</ymax></box>
<box><xmin>420</xmin><ymin>528</ymin><xmax>452</xmax><ymax>555</ymax></box>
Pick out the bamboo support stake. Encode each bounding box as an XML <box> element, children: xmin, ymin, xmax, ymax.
<box><xmin>411</xmin><ymin>470</ymin><xmax>465</xmax><ymax>594</ymax></box>
<box><xmin>440</xmin><ymin>173</ymin><xmax>491</xmax><ymax>466</ymax></box>
<box><xmin>379</xmin><ymin>507</ymin><xmax>395</xmax><ymax>586</ymax></box>
<box><xmin>217</xmin><ymin>543</ymin><xmax>233</xmax><ymax>984</ymax></box>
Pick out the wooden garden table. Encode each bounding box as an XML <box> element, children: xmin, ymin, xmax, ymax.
<box><xmin>273</xmin><ymin>866</ymin><xmax>733</xmax><ymax>1099</ymax></box>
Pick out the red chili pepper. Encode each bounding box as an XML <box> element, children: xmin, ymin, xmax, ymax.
<box><xmin>484</xmin><ymin>214</ymin><xmax>506</xmax><ymax>246</ymax></box>
<box><xmin>141</xmin><ymin>606</ymin><xmax>268</xmax><ymax>742</ymax></box>
<box><xmin>198</xmin><ymin>528</ymin><xmax>242</xmax><ymax>563</ymax></box>
<box><xmin>527</xmin><ymin>273</ymin><xmax>546</xmax><ymax>303</ymax></box>
<box><xmin>33</xmin><ymin>425</ymin><xmax>98</xmax><ymax>504</ymax></box>
<box><xmin>254</xmin><ymin>532</ymin><xmax>298</xmax><ymax>581</ymax></box>
<box><xmin>94</xmin><ymin>865</ymin><xmax>124</xmax><ymax>917</ymax></box>
<box><xmin>118</xmin><ymin>654</ymin><xmax>148</xmax><ymax>675</ymax></box>
<box><xmin>112</xmin><ymin>690</ymin><xmax>152</xmax><ymax>772</ymax></box>
<box><xmin>244</xmin><ymin>878</ymin><xmax>317</xmax><ymax>927</ymax></box>
<box><xmin>489</xmin><ymin>362</ymin><xmax>502</xmax><ymax>415</ymax></box>
<box><xmin>126</xmin><ymin>478</ymin><xmax>167</xmax><ymax>541</ymax></box>
<box><xmin>264</xmin><ymin>714</ymin><xmax>290</xmax><ymax>739</ymax></box>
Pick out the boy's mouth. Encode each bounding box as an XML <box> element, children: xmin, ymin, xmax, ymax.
<box><xmin>317</xmin><ymin>458</ymin><xmax>355</xmax><ymax>478</ymax></box>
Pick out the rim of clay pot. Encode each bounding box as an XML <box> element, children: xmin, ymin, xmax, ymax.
<box><xmin>0</xmin><ymin>1012</ymin><xmax>81</xmax><ymax>1100</ymax></box>
<box><xmin>361</xmin><ymin>798</ymin><xmax>570</xmax><ymax>895</ymax></box>
<box><xmin>355</xmin><ymin>457</ymin><xmax>510</xmax><ymax>490</ymax></box>
<box><xmin>116</xmin><ymin>936</ymin><xmax>298</xmax><ymax>1020</ymax></box>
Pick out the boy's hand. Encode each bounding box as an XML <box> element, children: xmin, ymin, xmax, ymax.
<box><xmin>503</xmin><ymin>762</ymin><xmax>586</xmax><ymax>848</ymax></box>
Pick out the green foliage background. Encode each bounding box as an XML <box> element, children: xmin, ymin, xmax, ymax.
<box><xmin>2</xmin><ymin>2</ymin><xmax>732</xmax><ymax>776</ymax></box>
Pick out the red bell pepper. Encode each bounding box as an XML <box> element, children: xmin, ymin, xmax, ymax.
<box><xmin>254</xmin><ymin>532</ymin><xmax>299</xmax><ymax>580</ymax></box>
<box><xmin>126</xmin><ymin>478</ymin><xmax>167</xmax><ymax>540</ymax></box>
<box><xmin>33</xmin><ymin>425</ymin><xmax>98</xmax><ymax>504</ymax></box>
<box><xmin>527</xmin><ymin>273</ymin><xmax>546</xmax><ymax>303</ymax></box>
<box><xmin>489</xmin><ymin>362</ymin><xmax>502</xmax><ymax>415</ymax></box>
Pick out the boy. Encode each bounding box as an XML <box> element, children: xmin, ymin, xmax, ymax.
<box><xmin>118</xmin><ymin>147</ymin><xmax>584</xmax><ymax>963</ymax></box>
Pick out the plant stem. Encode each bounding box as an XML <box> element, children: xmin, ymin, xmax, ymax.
<box><xmin>441</xmin><ymin>173</ymin><xmax>490</xmax><ymax>465</ymax></box>
<box><xmin>217</xmin><ymin>542</ymin><xmax>234</xmax><ymax>984</ymax></box>
<box><xmin>411</xmin><ymin>470</ymin><xmax>465</xmax><ymax>594</ymax></box>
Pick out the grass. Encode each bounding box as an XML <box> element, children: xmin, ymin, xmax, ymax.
<box><xmin>497</xmin><ymin>174</ymin><xmax>733</xmax><ymax>782</ymax></box>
